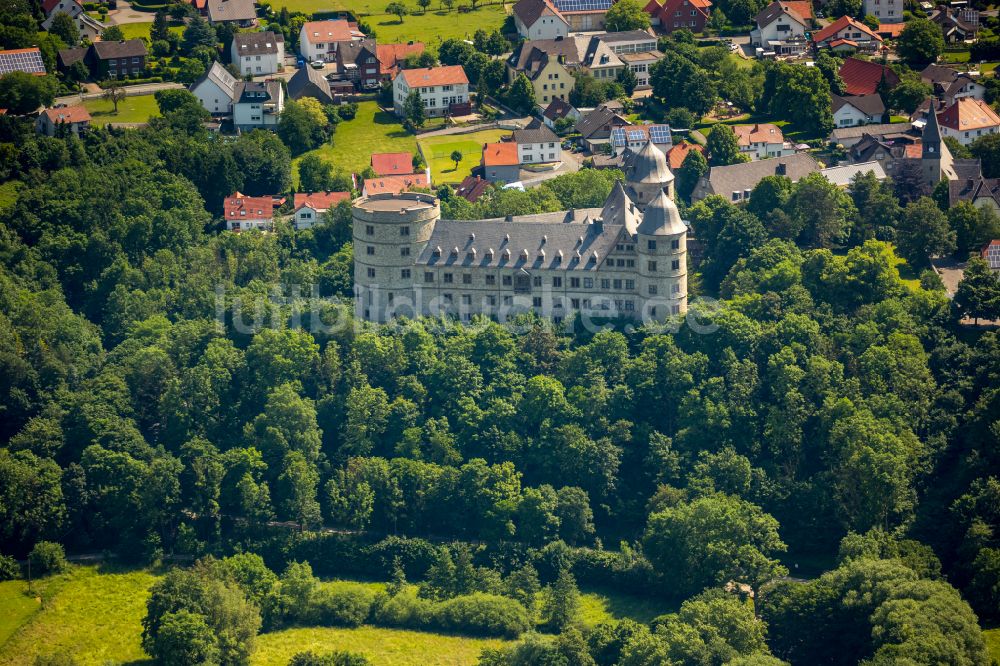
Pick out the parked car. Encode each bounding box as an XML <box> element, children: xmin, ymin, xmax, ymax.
<box><xmin>310</xmin><ymin>60</ymin><xmax>325</xmax><ymax>69</ymax></box>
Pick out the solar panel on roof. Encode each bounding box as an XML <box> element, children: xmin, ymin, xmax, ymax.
<box><xmin>627</xmin><ymin>129</ymin><xmax>646</xmax><ymax>141</ymax></box>
<box><xmin>554</xmin><ymin>0</ymin><xmax>612</xmax><ymax>11</ymax></box>
<box><xmin>0</xmin><ymin>49</ymin><xmax>45</xmax><ymax>76</ymax></box>
<box><xmin>649</xmin><ymin>125</ymin><xmax>672</xmax><ymax>144</ymax></box>
<box><xmin>611</xmin><ymin>128</ymin><xmax>627</xmax><ymax>146</ymax></box>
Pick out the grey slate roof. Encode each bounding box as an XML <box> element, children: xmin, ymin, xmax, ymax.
<box><xmin>193</xmin><ymin>61</ymin><xmax>239</xmax><ymax>100</ymax></box>
<box><xmin>628</xmin><ymin>140</ymin><xmax>673</xmax><ymax>185</ymax></box>
<box><xmin>949</xmin><ymin>175</ymin><xmax>1000</xmax><ymax>207</ymax></box>
<box><xmin>513</xmin><ymin>0</ymin><xmax>565</xmax><ymax>27</ymax></box>
<box><xmin>508</xmin><ymin>37</ymin><xmax>583</xmax><ymax>79</ymax></box>
<box><xmin>543</xmin><ymin>97</ymin><xmax>576</xmax><ymax>121</ymax></box>
<box><xmin>207</xmin><ymin>0</ymin><xmax>256</xmax><ymax>22</ymax></box>
<box><xmin>513</xmin><ymin>119</ymin><xmax>559</xmax><ymax>144</ymax></box>
<box><xmin>702</xmin><ymin>153</ymin><xmax>820</xmax><ymax>196</ymax></box>
<box><xmin>920</xmin><ymin>63</ymin><xmax>959</xmax><ymax>86</ymax></box>
<box><xmin>829</xmin><ymin>122</ymin><xmax>914</xmax><ymax>142</ymax></box>
<box><xmin>58</xmin><ymin>45</ymin><xmax>88</xmax><ymax>67</ymax></box>
<box><xmin>232</xmin><ymin>30</ymin><xmax>283</xmax><ymax>56</ymax></box>
<box><xmin>287</xmin><ymin>64</ymin><xmax>333</xmax><ymax>104</ymax></box>
<box><xmin>598</xmin><ymin>29</ymin><xmax>655</xmax><ymax>42</ymax></box>
<box><xmin>637</xmin><ymin>189</ymin><xmax>685</xmax><ymax>236</ymax></box>
<box><xmin>819</xmin><ymin>161</ymin><xmax>887</xmax><ymax>187</ymax></box>
<box><xmin>832</xmin><ymin>93</ymin><xmax>885</xmax><ymax>118</ymax></box>
<box><xmin>576</xmin><ymin>104</ymin><xmax>629</xmax><ymax>140</ymax></box>
<box><xmin>92</xmin><ymin>39</ymin><xmax>147</xmax><ymax>59</ymax></box>
<box><xmin>234</xmin><ymin>79</ymin><xmax>280</xmax><ymax>104</ymax></box>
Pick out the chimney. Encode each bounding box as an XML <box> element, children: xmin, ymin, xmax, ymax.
<box><xmin>776</xmin><ymin>161</ymin><xmax>787</xmax><ymax>175</ymax></box>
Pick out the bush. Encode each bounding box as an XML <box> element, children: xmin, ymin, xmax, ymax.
<box><xmin>338</xmin><ymin>102</ymin><xmax>358</xmax><ymax>120</ymax></box>
<box><xmin>307</xmin><ymin>587</ymin><xmax>375</xmax><ymax>627</ymax></box>
<box><xmin>0</xmin><ymin>554</ymin><xmax>20</xmax><ymax>581</ymax></box>
<box><xmin>434</xmin><ymin>593</ymin><xmax>531</xmax><ymax>638</ymax></box>
<box><xmin>28</xmin><ymin>542</ymin><xmax>68</xmax><ymax>576</ymax></box>
<box><xmin>373</xmin><ymin>591</ymin><xmax>434</xmax><ymax>629</ymax></box>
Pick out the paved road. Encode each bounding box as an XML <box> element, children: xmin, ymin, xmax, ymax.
<box><xmin>931</xmin><ymin>256</ymin><xmax>965</xmax><ymax>296</ymax></box>
<box><xmin>54</xmin><ymin>81</ymin><xmax>184</xmax><ymax>105</ymax></box>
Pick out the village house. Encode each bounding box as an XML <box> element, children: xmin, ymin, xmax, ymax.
<box><xmin>542</xmin><ymin>98</ymin><xmax>581</xmax><ymax>130</ymax></box>
<box><xmin>506</xmin><ymin>38</ymin><xmax>578</xmax><ymax>108</ymax></box>
<box><xmin>812</xmin><ymin>16</ymin><xmax>883</xmax><ymax>53</ymax></box>
<box><xmin>950</xmin><ymin>177</ymin><xmax>1000</xmax><ymax>212</ymax></box>
<box><xmin>293</xmin><ymin>191</ymin><xmax>351</xmax><ymax>229</ymax></box>
<box><xmin>666</xmin><ymin>141</ymin><xmax>705</xmax><ymax>170</ymax></box>
<box><xmin>611</xmin><ymin>124</ymin><xmax>672</xmax><ymax>156</ymax></box>
<box><xmin>829</xmin><ymin>121</ymin><xmax>915</xmax><ymax>148</ymax></box>
<box><xmin>514</xmin><ymin>121</ymin><xmax>562</xmax><ymax>165</ymax></box>
<box><xmin>232</xmin><ymin>80</ymin><xmax>284</xmax><ymax>130</ymax></box>
<box><xmin>41</xmin><ymin>0</ymin><xmax>104</xmax><ymax>41</ymax></box>
<box><xmin>937</xmin><ymin>97</ymin><xmax>1000</xmax><ymax>146</ymax></box>
<box><xmin>298</xmin><ymin>19</ymin><xmax>364</xmax><ymax>63</ymax></box>
<box><xmin>362</xmin><ymin>173</ymin><xmax>430</xmax><ymax>196</ymax></box>
<box><xmin>376</xmin><ymin>42</ymin><xmax>425</xmax><ymax>83</ymax></box>
<box><xmin>838</xmin><ymin>57</ymin><xmax>899</xmax><ymax>96</ymax></box>
<box><xmin>750</xmin><ymin>1</ymin><xmax>811</xmax><ymax>56</ymax></box>
<box><xmin>393</xmin><ymin>65</ymin><xmax>470</xmax><ymax>118</ymax></box>
<box><xmin>336</xmin><ymin>38</ymin><xmax>380</xmax><ymax>90</ymax></box>
<box><xmin>59</xmin><ymin>41</ymin><xmax>148</xmax><ymax>80</ymax></box>
<box><xmin>512</xmin><ymin>0</ymin><xmax>570</xmax><ymax>39</ymax></box>
<box><xmin>929</xmin><ymin>6</ymin><xmax>979</xmax><ymax>42</ymax></box>
<box><xmin>619</xmin><ymin>50</ymin><xmax>662</xmax><ymax>88</ymax></box>
<box><xmin>832</xmin><ymin>93</ymin><xmax>887</xmax><ymax>127</ymax></box>
<box><xmin>230</xmin><ymin>31</ymin><xmax>284</xmax><ymax>76</ymax></box>
<box><xmin>207</xmin><ymin>0</ymin><xmax>257</xmax><ymax>27</ymax></box>
<box><xmin>482</xmin><ymin>141</ymin><xmax>521</xmax><ymax>183</ymax></box>
<box><xmin>286</xmin><ymin>65</ymin><xmax>334</xmax><ymax>105</ymax></box>
<box><xmin>644</xmin><ymin>0</ymin><xmax>712</xmax><ymax>33</ymax></box>
<box><xmin>733</xmin><ymin>123</ymin><xmax>794</xmax><ymax>159</ymax></box>
<box><xmin>820</xmin><ymin>161</ymin><xmax>888</xmax><ymax>188</ymax></box>
<box><xmin>863</xmin><ymin>0</ymin><xmax>902</xmax><ymax>22</ymax></box>
<box><xmin>455</xmin><ymin>175</ymin><xmax>491</xmax><ymax>202</ymax></box>
<box><xmin>0</xmin><ymin>48</ymin><xmax>46</xmax><ymax>76</ymax></box>
<box><xmin>224</xmin><ymin>191</ymin><xmax>276</xmax><ymax>231</ymax></box>
<box><xmin>371</xmin><ymin>152</ymin><xmax>417</xmax><ymax>177</ymax></box>
<box><xmin>575</xmin><ymin>103</ymin><xmax>630</xmax><ymax>152</ymax></box>
<box><xmin>920</xmin><ymin>65</ymin><xmax>986</xmax><ymax>106</ymax></box>
<box><xmin>691</xmin><ymin>152</ymin><xmax>820</xmax><ymax>202</ymax></box>
<box><xmin>35</xmin><ymin>105</ymin><xmax>91</xmax><ymax>136</ymax></box>
<box><xmin>190</xmin><ymin>61</ymin><xmax>240</xmax><ymax>114</ymax></box>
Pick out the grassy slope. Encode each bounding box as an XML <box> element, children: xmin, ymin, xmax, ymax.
<box><xmin>984</xmin><ymin>628</ymin><xmax>1000</xmax><ymax>662</ymax></box>
<box><xmin>418</xmin><ymin>129</ymin><xmax>511</xmax><ymax>185</ymax></box>
<box><xmin>0</xmin><ymin>566</ymin><xmax>157</xmax><ymax>666</ymax></box>
<box><xmin>294</xmin><ymin>101</ymin><xmax>417</xmax><ymax>182</ymax></box>
<box><xmin>84</xmin><ymin>94</ymin><xmax>161</xmax><ymax>124</ymax></box>
<box><xmin>578</xmin><ymin>586</ymin><xmax>672</xmax><ymax>626</ymax></box>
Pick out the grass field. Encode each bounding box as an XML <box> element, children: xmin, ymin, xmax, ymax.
<box><xmin>270</xmin><ymin>0</ymin><xmax>507</xmax><ymax>44</ymax></box>
<box><xmin>294</xmin><ymin>101</ymin><xmax>417</xmax><ymax>182</ymax></box>
<box><xmin>418</xmin><ymin>129</ymin><xmax>511</xmax><ymax>184</ymax></box>
<box><xmin>84</xmin><ymin>93</ymin><xmax>161</xmax><ymax>124</ymax></box>
<box><xmin>578</xmin><ymin>586</ymin><xmax>672</xmax><ymax>626</ymax></box>
<box><xmin>888</xmin><ymin>243</ymin><xmax>921</xmax><ymax>291</ymax></box>
<box><xmin>0</xmin><ymin>565</ymin><xmax>157</xmax><ymax>666</ymax></box>
<box><xmin>253</xmin><ymin>626</ymin><xmax>508</xmax><ymax>665</ymax></box>
<box><xmin>985</xmin><ymin>628</ymin><xmax>1000</xmax><ymax>662</ymax></box>
<box><xmin>115</xmin><ymin>20</ymin><xmax>184</xmax><ymax>41</ymax></box>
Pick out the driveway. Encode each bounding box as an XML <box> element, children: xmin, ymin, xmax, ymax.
<box><xmin>931</xmin><ymin>256</ymin><xmax>965</xmax><ymax>297</ymax></box>
<box><xmin>519</xmin><ymin>151</ymin><xmax>583</xmax><ymax>187</ymax></box>
<box><xmin>107</xmin><ymin>0</ymin><xmax>157</xmax><ymax>25</ymax></box>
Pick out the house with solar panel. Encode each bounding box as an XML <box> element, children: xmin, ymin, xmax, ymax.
<box><xmin>611</xmin><ymin>125</ymin><xmax>672</xmax><ymax>156</ymax></box>
<box><xmin>352</xmin><ymin>138</ymin><xmax>687</xmax><ymax>325</ymax></box>
<box><xmin>0</xmin><ymin>48</ymin><xmax>46</xmax><ymax>77</ymax></box>
<box><xmin>512</xmin><ymin>0</ymin><xmax>614</xmax><ymax>36</ymax></box>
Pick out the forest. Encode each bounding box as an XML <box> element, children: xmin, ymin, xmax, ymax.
<box><xmin>1</xmin><ymin>89</ymin><xmax>1000</xmax><ymax>666</ymax></box>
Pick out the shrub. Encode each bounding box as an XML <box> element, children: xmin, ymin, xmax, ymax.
<box><xmin>337</xmin><ymin>102</ymin><xmax>358</xmax><ymax>120</ymax></box>
<box><xmin>307</xmin><ymin>587</ymin><xmax>375</xmax><ymax>627</ymax></box>
<box><xmin>0</xmin><ymin>554</ymin><xmax>20</xmax><ymax>581</ymax></box>
<box><xmin>28</xmin><ymin>542</ymin><xmax>68</xmax><ymax>576</ymax></box>
<box><xmin>373</xmin><ymin>591</ymin><xmax>434</xmax><ymax>629</ymax></box>
<box><xmin>434</xmin><ymin>594</ymin><xmax>531</xmax><ymax>638</ymax></box>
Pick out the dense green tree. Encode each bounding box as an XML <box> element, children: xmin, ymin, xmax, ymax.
<box><xmin>896</xmin><ymin>196</ymin><xmax>956</xmax><ymax>267</ymax></box>
<box><xmin>953</xmin><ymin>256</ymin><xmax>1000</xmax><ymax>324</ymax></box>
<box><xmin>544</xmin><ymin>567</ymin><xmax>580</xmax><ymax>631</ymax></box>
<box><xmin>183</xmin><ymin>14</ymin><xmax>217</xmax><ymax>53</ymax></box>
<box><xmin>605</xmin><ymin>0</ymin><xmax>651</xmax><ymax>30</ymax></box>
<box><xmin>0</xmin><ymin>72</ymin><xmax>57</xmax><ymax>114</ymax></box>
<box><xmin>151</xmin><ymin>10</ymin><xmax>170</xmax><ymax>42</ymax></box>
<box><xmin>49</xmin><ymin>12</ymin><xmax>79</xmax><ymax>47</ymax></box>
<box><xmin>706</xmin><ymin>124</ymin><xmax>749</xmax><ymax>167</ymax></box>
<box><xmin>948</xmin><ymin>201</ymin><xmax>1000</xmax><ymax>255</ymax></box>
<box><xmin>676</xmin><ymin>147</ymin><xmax>708</xmax><ymax>202</ymax></box>
<box><xmin>897</xmin><ymin>18</ymin><xmax>944</xmax><ymax>67</ymax></box>
<box><xmin>278</xmin><ymin>98</ymin><xmax>330</xmax><ymax>155</ymax></box>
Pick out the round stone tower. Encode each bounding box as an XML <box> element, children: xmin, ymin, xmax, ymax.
<box><xmin>352</xmin><ymin>192</ymin><xmax>439</xmax><ymax>323</ymax></box>
<box><xmin>636</xmin><ymin>189</ymin><xmax>687</xmax><ymax>321</ymax></box>
<box><xmin>626</xmin><ymin>140</ymin><xmax>675</xmax><ymax>208</ymax></box>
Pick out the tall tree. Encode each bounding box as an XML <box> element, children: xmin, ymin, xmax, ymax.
<box><xmin>49</xmin><ymin>12</ymin><xmax>79</xmax><ymax>47</ymax></box>
<box><xmin>953</xmin><ymin>256</ymin><xmax>1000</xmax><ymax>324</ymax></box>
<box><xmin>896</xmin><ymin>196</ymin><xmax>956</xmax><ymax>267</ymax></box>
<box><xmin>706</xmin><ymin>124</ymin><xmax>749</xmax><ymax>166</ymax></box>
<box><xmin>897</xmin><ymin>18</ymin><xmax>944</xmax><ymax>67</ymax></box>
<box><xmin>604</xmin><ymin>0</ymin><xmax>651</xmax><ymax>31</ymax></box>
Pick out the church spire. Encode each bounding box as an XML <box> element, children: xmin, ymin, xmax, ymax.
<box><xmin>922</xmin><ymin>98</ymin><xmax>943</xmax><ymax>159</ymax></box>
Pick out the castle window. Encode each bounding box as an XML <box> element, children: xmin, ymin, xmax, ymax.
<box><xmin>553</xmin><ymin>276</ymin><xmax>562</xmax><ymax>287</ymax></box>
<box><xmin>463</xmin><ymin>273</ymin><xmax>472</xmax><ymax>284</ymax></box>
<box><xmin>400</xmin><ymin>226</ymin><xmax>410</xmax><ymax>236</ymax></box>
<box><xmin>601</xmin><ymin>278</ymin><xmax>611</xmax><ymax>289</ymax></box>
<box><xmin>401</xmin><ymin>247</ymin><xmax>411</xmax><ymax>257</ymax></box>
<box><xmin>648</xmin><ymin>284</ymin><xmax>658</xmax><ymax>295</ymax></box>
<box><xmin>503</xmin><ymin>295</ymin><xmax>513</xmax><ymax>305</ymax></box>
<box><xmin>613</xmin><ymin>279</ymin><xmax>622</xmax><ymax>289</ymax></box>
<box><xmin>584</xmin><ymin>277</ymin><xmax>594</xmax><ymax>288</ymax></box>
<box><xmin>671</xmin><ymin>239</ymin><xmax>680</xmax><ymax>250</ymax></box>
<box><xmin>367</xmin><ymin>268</ymin><xmax>376</xmax><ymax>278</ymax></box>
<box><xmin>401</xmin><ymin>269</ymin><xmax>411</xmax><ymax>279</ymax></box>
<box><xmin>571</xmin><ymin>298</ymin><xmax>580</xmax><ymax>308</ymax></box>
<box><xmin>533</xmin><ymin>297</ymin><xmax>542</xmax><ymax>307</ymax></box>
<box><xmin>444</xmin><ymin>273</ymin><xmax>453</xmax><ymax>283</ymax></box>
<box><xmin>673</xmin><ymin>284</ymin><xmax>681</xmax><ymax>293</ymax></box>
<box><xmin>647</xmin><ymin>240</ymin><xmax>657</xmax><ymax>250</ymax></box>
<box><xmin>424</xmin><ymin>272</ymin><xmax>434</xmax><ymax>283</ymax></box>
<box><xmin>488</xmin><ymin>295</ymin><xmax>497</xmax><ymax>306</ymax></box>
<box><xmin>648</xmin><ymin>261</ymin><xmax>657</xmax><ymax>272</ymax></box>
<box><xmin>366</xmin><ymin>246</ymin><xmax>375</xmax><ymax>255</ymax></box>
<box><xmin>672</xmin><ymin>259</ymin><xmax>680</xmax><ymax>270</ymax></box>
<box><xmin>462</xmin><ymin>294</ymin><xmax>472</xmax><ymax>305</ymax></box>
<box><xmin>626</xmin><ymin>259</ymin><xmax>635</xmax><ymax>268</ymax></box>
<box><xmin>503</xmin><ymin>275</ymin><xmax>513</xmax><ymax>286</ymax></box>
<box><xmin>486</xmin><ymin>275</ymin><xmax>496</xmax><ymax>285</ymax></box>
<box><xmin>625</xmin><ymin>279</ymin><xmax>635</xmax><ymax>290</ymax></box>
<box><xmin>570</xmin><ymin>277</ymin><xmax>580</xmax><ymax>288</ymax></box>
<box><xmin>533</xmin><ymin>276</ymin><xmax>542</xmax><ymax>287</ymax></box>
<box><xmin>366</xmin><ymin>225</ymin><xmax>375</xmax><ymax>235</ymax></box>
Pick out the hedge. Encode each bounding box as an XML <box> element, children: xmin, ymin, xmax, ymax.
<box><xmin>373</xmin><ymin>591</ymin><xmax>530</xmax><ymax>638</ymax></box>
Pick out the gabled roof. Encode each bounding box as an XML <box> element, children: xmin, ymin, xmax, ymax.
<box><xmin>703</xmin><ymin>153</ymin><xmax>820</xmax><ymax>195</ymax></box>
<box><xmin>543</xmin><ymin>97</ymin><xmax>577</xmax><ymax>121</ymax></box>
<box><xmin>876</xmin><ymin>22</ymin><xmax>904</xmax><ymax>38</ymax></box>
<box><xmin>224</xmin><ymin>191</ymin><xmax>274</xmax><ymax>220</ymax></box>
<box><xmin>371</xmin><ymin>152</ymin><xmax>415</xmax><ymax>176</ymax></box>
<box><xmin>286</xmin><ymin>64</ymin><xmax>333</xmax><ymax>103</ymax></box>
<box><xmin>508</xmin><ymin>38</ymin><xmax>583</xmax><ymax>78</ymax></box>
<box><xmin>938</xmin><ymin>97</ymin><xmax>1000</xmax><ymax>132</ymax></box>
<box><xmin>754</xmin><ymin>1</ymin><xmax>809</xmax><ymax>28</ymax></box>
<box><xmin>92</xmin><ymin>39</ymin><xmax>147</xmax><ymax>60</ymax></box>
<box><xmin>293</xmin><ymin>191</ymin><xmax>350</xmax><ymax>211</ymax></box>
<box><xmin>832</xmin><ymin>93</ymin><xmax>886</xmax><ymax>118</ymax></box>
<box><xmin>234</xmin><ymin>79</ymin><xmax>281</xmax><ymax>105</ymax></box>
<box><xmin>41</xmin><ymin>105</ymin><xmax>91</xmax><ymax>124</ymax></box>
<box><xmin>397</xmin><ymin>65</ymin><xmax>468</xmax><ymax>87</ymax></box>
<box><xmin>0</xmin><ymin>48</ymin><xmax>45</xmax><ymax>75</ymax></box>
<box><xmin>455</xmin><ymin>175</ymin><xmax>491</xmax><ymax>202</ymax></box>
<box><xmin>192</xmin><ymin>61</ymin><xmax>239</xmax><ymax>99</ymax></box>
<box><xmin>813</xmin><ymin>16</ymin><xmax>882</xmax><ymax>44</ymax></box>
<box><xmin>921</xmin><ymin>63</ymin><xmax>960</xmax><ymax>86</ymax></box>
<box><xmin>482</xmin><ymin>141</ymin><xmax>520</xmax><ymax>166</ymax></box>
<box><xmin>820</xmin><ymin>160</ymin><xmax>886</xmax><ymax>187</ymax></box>
<box><xmin>364</xmin><ymin>173</ymin><xmax>430</xmax><ymax>195</ymax></box>
<box><xmin>206</xmin><ymin>0</ymin><xmax>257</xmax><ymax>22</ymax></box>
<box><xmin>513</xmin><ymin>0</ymin><xmax>568</xmax><ymax>27</ymax></box>
<box><xmin>838</xmin><ymin>57</ymin><xmax>899</xmax><ymax>96</ymax></box>
<box><xmin>376</xmin><ymin>42</ymin><xmax>424</xmax><ymax>77</ymax></box>
<box><xmin>301</xmin><ymin>19</ymin><xmax>360</xmax><ymax>44</ymax></box>
<box><xmin>951</xmin><ymin>177</ymin><xmax>1000</xmax><ymax>209</ymax></box>
<box><xmin>513</xmin><ymin>119</ymin><xmax>559</xmax><ymax>145</ymax></box>
<box><xmin>830</xmin><ymin>121</ymin><xmax>915</xmax><ymax>141</ymax></box>
<box><xmin>576</xmin><ymin>104</ymin><xmax>629</xmax><ymax>139</ymax></box>
<box><xmin>666</xmin><ymin>141</ymin><xmax>705</xmax><ymax>169</ymax></box>
<box><xmin>232</xmin><ymin>31</ymin><xmax>283</xmax><ymax>56</ymax></box>
<box><xmin>733</xmin><ymin>123</ymin><xmax>785</xmax><ymax>146</ymax></box>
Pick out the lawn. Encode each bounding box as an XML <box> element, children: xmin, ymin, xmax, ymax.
<box><xmin>0</xmin><ymin>565</ymin><xmax>158</xmax><ymax>666</ymax></box>
<box><xmin>293</xmin><ymin>101</ymin><xmax>417</xmax><ymax>182</ymax></box>
<box><xmin>84</xmin><ymin>93</ymin><xmax>161</xmax><ymax>124</ymax></box>
<box><xmin>253</xmin><ymin>626</ymin><xmax>508</xmax><ymax>666</ymax></box>
<box><xmin>985</xmin><ymin>628</ymin><xmax>1000</xmax><ymax>663</ymax></box>
<box><xmin>418</xmin><ymin>129</ymin><xmax>511</xmax><ymax>184</ymax></box>
<box><xmin>115</xmin><ymin>20</ymin><xmax>184</xmax><ymax>41</ymax></box>
<box><xmin>0</xmin><ymin>180</ymin><xmax>19</xmax><ymax>213</ymax></box>
<box><xmin>940</xmin><ymin>49</ymin><xmax>972</xmax><ymax>63</ymax></box>
<box><xmin>578</xmin><ymin>586</ymin><xmax>673</xmax><ymax>627</ymax></box>
<box><xmin>888</xmin><ymin>243</ymin><xmax>922</xmax><ymax>291</ymax></box>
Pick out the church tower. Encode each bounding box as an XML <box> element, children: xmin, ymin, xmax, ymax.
<box><xmin>922</xmin><ymin>100</ymin><xmax>955</xmax><ymax>188</ymax></box>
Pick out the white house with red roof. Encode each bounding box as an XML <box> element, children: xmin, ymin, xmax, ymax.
<box><xmin>298</xmin><ymin>19</ymin><xmax>364</xmax><ymax>63</ymax></box>
<box><xmin>812</xmin><ymin>16</ymin><xmax>882</xmax><ymax>52</ymax></box>
<box><xmin>293</xmin><ymin>191</ymin><xmax>350</xmax><ymax>229</ymax></box>
<box><xmin>937</xmin><ymin>97</ymin><xmax>1000</xmax><ymax>146</ymax></box>
<box><xmin>644</xmin><ymin>0</ymin><xmax>712</xmax><ymax>34</ymax></box>
<box><xmin>512</xmin><ymin>0</ymin><xmax>570</xmax><ymax>40</ymax></box>
<box><xmin>751</xmin><ymin>1</ymin><xmax>811</xmax><ymax>52</ymax></box>
<box><xmin>392</xmin><ymin>65</ymin><xmax>470</xmax><ymax>118</ymax></box>
<box><xmin>733</xmin><ymin>123</ymin><xmax>795</xmax><ymax>159</ymax></box>
<box><xmin>35</xmin><ymin>105</ymin><xmax>91</xmax><ymax>136</ymax></box>
<box><xmin>224</xmin><ymin>192</ymin><xmax>276</xmax><ymax>231</ymax></box>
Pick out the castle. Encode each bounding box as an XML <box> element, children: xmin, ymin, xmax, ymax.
<box><xmin>353</xmin><ymin>140</ymin><xmax>687</xmax><ymax>324</ymax></box>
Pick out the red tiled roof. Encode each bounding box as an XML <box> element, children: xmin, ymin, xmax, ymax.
<box><xmin>783</xmin><ymin>0</ymin><xmax>812</xmax><ymax>19</ymax></box>
<box><xmin>293</xmin><ymin>191</ymin><xmax>350</xmax><ymax>211</ymax></box>
<box><xmin>42</xmin><ymin>0</ymin><xmax>79</xmax><ymax>13</ymax></box>
<box><xmin>455</xmin><ymin>175</ymin><xmax>490</xmax><ymax>202</ymax></box>
<box><xmin>733</xmin><ymin>123</ymin><xmax>785</xmax><ymax>146</ymax></box>
<box><xmin>42</xmin><ymin>105</ymin><xmax>91</xmax><ymax>124</ymax></box>
<box><xmin>938</xmin><ymin>97</ymin><xmax>1000</xmax><ymax>132</ymax></box>
<box><xmin>838</xmin><ymin>57</ymin><xmax>898</xmax><ymax>96</ymax></box>
<box><xmin>666</xmin><ymin>141</ymin><xmax>705</xmax><ymax>169</ymax></box>
<box><xmin>655</xmin><ymin>0</ymin><xmax>711</xmax><ymax>19</ymax></box>
<box><xmin>482</xmin><ymin>141</ymin><xmax>519</xmax><ymax>166</ymax></box>
<box><xmin>829</xmin><ymin>38</ymin><xmax>858</xmax><ymax>48</ymax></box>
<box><xmin>376</xmin><ymin>42</ymin><xmax>425</xmax><ymax>77</ymax></box>
<box><xmin>301</xmin><ymin>20</ymin><xmax>359</xmax><ymax>44</ymax></box>
<box><xmin>904</xmin><ymin>142</ymin><xmax>923</xmax><ymax>158</ymax></box>
<box><xmin>224</xmin><ymin>191</ymin><xmax>275</xmax><ymax>220</ymax></box>
<box><xmin>813</xmin><ymin>15</ymin><xmax>881</xmax><ymax>44</ymax></box>
<box><xmin>877</xmin><ymin>22</ymin><xmax>904</xmax><ymax>37</ymax></box>
<box><xmin>363</xmin><ymin>173</ymin><xmax>429</xmax><ymax>195</ymax></box>
<box><xmin>398</xmin><ymin>65</ymin><xmax>468</xmax><ymax>87</ymax></box>
<box><xmin>371</xmin><ymin>151</ymin><xmax>415</xmax><ymax>176</ymax></box>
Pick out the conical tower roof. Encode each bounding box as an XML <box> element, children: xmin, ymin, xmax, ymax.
<box><xmin>600</xmin><ymin>180</ymin><xmax>639</xmax><ymax>234</ymax></box>
<box><xmin>628</xmin><ymin>140</ymin><xmax>673</xmax><ymax>185</ymax></box>
<box><xmin>637</xmin><ymin>189</ymin><xmax>686</xmax><ymax>236</ymax></box>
